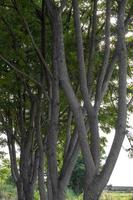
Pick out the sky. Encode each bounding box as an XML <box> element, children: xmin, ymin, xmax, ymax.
<box><xmin>107</xmin><ymin>114</ymin><xmax>133</xmax><ymax>186</ymax></box>
<box><xmin>108</xmin><ymin>142</ymin><xmax>133</xmax><ymax>186</ymax></box>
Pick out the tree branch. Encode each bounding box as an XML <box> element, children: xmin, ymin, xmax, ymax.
<box><xmin>95</xmin><ymin>0</ymin><xmax>111</xmax><ymax>110</ymax></box>
<box><xmin>0</xmin><ymin>54</ymin><xmax>42</xmax><ymax>87</ymax></box>
<box><xmin>127</xmin><ymin>96</ymin><xmax>133</xmax><ymax>108</ymax></box>
<box><xmin>59</xmin><ymin>0</ymin><xmax>67</xmax><ymax>12</ymax></box>
<box><xmin>100</xmin><ymin>10</ymin><xmax>133</xmax><ymax>106</ymax></box>
<box><xmin>72</xmin><ymin>0</ymin><xmax>100</xmax><ymax>169</ymax></box>
<box><xmin>64</xmin><ymin>110</ymin><xmax>73</xmax><ymax>158</ymax></box>
<box><xmin>93</xmin><ymin>0</ymin><xmax>128</xmax><ymax>194</ymax></box>
<box><xmin>87</xmin><ymin>0</ymin><xmax>98</xmax><ymax>96</ymax></box>
<box><xmin>45</xmin><ymin>0</ymin><xmax>56</xmax><ymax>16</ymax></box>
<box><xmin>11</xmin><ymin>0</ymin><xmax>53</xmax><ymax>80</ymax></box>
<box><xmin>72</xmin><ymin>0</ymin><xmax>93</xmax><ymax>112</ymax></box>
<box><xmin>48</xmin><ymin>10</ymin><xmax>96</xmax><ymax>179</ymax></box>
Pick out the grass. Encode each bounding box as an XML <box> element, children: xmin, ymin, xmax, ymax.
<box><xmin>65</xmin><ymin>190</ymin><xmax>133</xmax><ymax>200</ymax></box>
<box><xmin>0</xmin><ymin>184</ymin><xmax>16</xmax><ymax>200</ymax></box>
<box><xmin>100</xmin><ymin>192</ymin><xmax>133</xmax><ymax>200</ymax></box>
<box><xmin>0</xmin><ymin>187</ymin><xmax>133</xmax><ymax>200</ymax></box>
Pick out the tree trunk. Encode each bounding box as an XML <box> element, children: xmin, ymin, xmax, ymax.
<box><xmin>38</xmin><ymin>153</ymin><xmax>47</xmax><ymax>200</ymax></box>
<box><xmin>16</xmin><ymin>181</ymin><xmax>34</xmax><ymax>200</ymax></box>
<box><xmin>57</xmin><ymin>189</ymin><xmax>65</xmax><ymax>200</ymax></box>
<box><xmin>16</xmin><ymin>181</ymin><xmax>24</xmax><ymax>200</ymax></box>
<box><xmin>83</xmin><ymin>187</ymin><xmax>101</xmax><ymax>200</ymax></box>
<box><xmin>84</xmin><ymin>195</ymin><xmax>99</xmax><ymax>200</ymax></box>
<box><xmin>23</xmin><ymin>184</ymin><xmax>34</xmax><ymax>200</ymax></box>
<box><xmin>47</xmin><ymin>169</ymin><xmax>53</xmax><ymax>200</ymax></box>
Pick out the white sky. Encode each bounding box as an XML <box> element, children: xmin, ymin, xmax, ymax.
<box><xmin>107</xmin><ymin>114</ymin><xmax>133</xmax><ymax>186</ymax></box>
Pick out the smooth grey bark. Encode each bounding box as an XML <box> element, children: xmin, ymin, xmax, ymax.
<box><xmin>46</xmin><ymin>12</ymin><xmax>60</xmax><ymax>199</ymax></box>
<box><xmin>35</xmin><ymin>98</ymin><xmax>47</xmax><ymax>200</ymax></box>
<box><xmin>46</xmin><ymin>0</ymin><xmax>128</xmax><ymax>200</ymax></box>
<box><xmin>87</xmin><ymin>0</ymin><xmax>98</xmax><ymax>96</ymax></box>
<box><xmin>45</xmin><ymin>3</ymin><xmax>96</xmax><ymax>200</ymax></box>
<box><xmin>96</xmin><ymin>6</ymin><xmax>130</xmax><ymax>109</ymax></box>
<box><xmin>95</xmin><ymin>0</ymin><xmax>111</xmax><ymax>111</ymax></box>
<box><xmin>38</xmin><ymin>152</ymin><xmax>47</xmax><ymax>200</ymax></box>
<box><xmin>83</xmin><ymin>0</ymin><xmax>128</xmax><ymax>199</ymax></box>
<box><xmin>64</xmin><ymin>110</ymin><xmax>73</xmax><ymax>158</ymax></box>
<box><xmin>16</xmin><ymin>180</ymin><xmax>24</xmax><ymax>200</ymax></box>
<box><xmin>72</xmin><ymin>0</ymin><xmax>100</xmax><ymax>171</ymax></box>
<box><xmin>51</xmin><ymin>11</ymin><xmax>96</xmax><ymax>179</ymax></box>
<box><xmin>47</xmin><ymin>169</ymin><xmax>54</xmax><ymax>200</ymax></box>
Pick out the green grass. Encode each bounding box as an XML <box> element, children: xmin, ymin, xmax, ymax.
<box><xmin>66</xmin><ymin>190</ymin><xmax>133</xmax><ymax>200</ymax></box>
<box><xmin>0</xmin><ymin>187</ymin><xmax>133</xmax><ymax>200</ymax></box>
<box><xmin>101</xmin><ymin>192</ymin><xmax>133</xmax><ymax>200</ymax></box>
<box><xmin>0</xmin><ymin>184</ymin><xmax>16</xmax><ymax>200</ymax></box>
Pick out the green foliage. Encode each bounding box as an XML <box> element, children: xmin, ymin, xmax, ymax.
<box><xmin>0</xmin><ymin>159</ymin><xmax>16</xmax><ymax>200</ymax></box>
<box><xmin>0</xmin><ymin>159</ymin><xmax>16</xmax><ymax>199</ymax></box>
<box><xmin>0</xmin><ymin>185</ymin><xmax>16</xmax><ymax>200</ymax></box>
<box><xmin>34</xmin><ymin>191</ymin><xmax>40</xmax><ymax>200</ymax></box>
<box><xmin>0</xmin><ymin>159</ymin><xmax>14</xmax><ymax>185</ymax></box>
<box><xmin>66</xmin><ymin>189</ymin><xmax>83</xmax><ymax>200</ymax></box>
<box><xmin>69</xmin><ymin>154</ymin><xmax>85</xmax><ymax>194</ymax></box>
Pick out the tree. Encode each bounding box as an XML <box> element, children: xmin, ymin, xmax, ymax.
<box><xmin>0</xmin><ymin>0</ymin><xmax>133</xmax><ymax>200</ymax></box>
